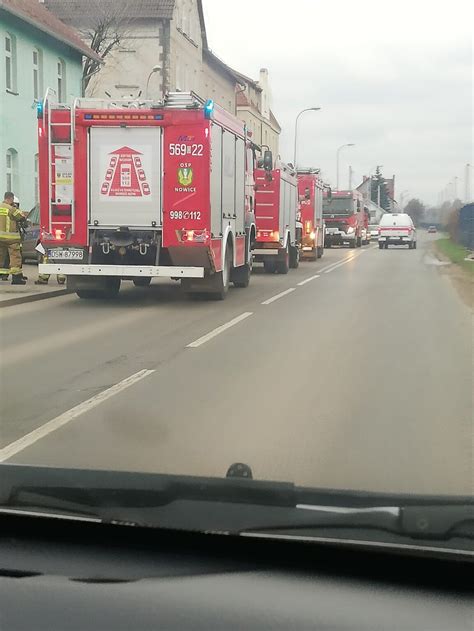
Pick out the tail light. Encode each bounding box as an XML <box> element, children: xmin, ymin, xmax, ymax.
<box><xmin>305</xmin><ymin>221</ymin><xmax>311</xmax><ymax>234</ymax></box>
<box><xmin>309</xmin><ymin>231</ymin><xmax>316</xmax><ymax>240</ymax></box>
<box><xmin>54</xmin><ymin>229</ymin><xmax>66</xmax><ymax>240</ymax></box>
<box><xmin>181</xmin><ymin>228</ymin><xmax>209</xmax><ymax>243</ymax></box>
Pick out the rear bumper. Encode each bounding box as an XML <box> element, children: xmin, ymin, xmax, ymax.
<box><xmin>378</xmin><ymin>236</ymin><xmax>413</xmax><ymax>243</ymax></box>
<box><xmin>38</xmin><ymin>264</ymin><xmax>205</xmax><ymax>278</ymax></box>
<box><xmin>252</xmin><ymin>248</ymin><xmax>280</xmax><ymax>256</ymax></box>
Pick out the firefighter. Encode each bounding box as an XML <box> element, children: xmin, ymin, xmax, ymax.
<box><xmin>0</xmin><ymin>192</ymin><xmax>28</xmax><ymax>285</ymax></box>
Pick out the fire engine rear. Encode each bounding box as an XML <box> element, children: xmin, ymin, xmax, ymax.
<box><xmin>297</xmin><ymin>168</ymin><xmax>325</xmax><ymax>261</ymax></box>
<box><xmin>37</xmin><ymin>91</ymin><xmax>256</xmax><ymax>300</ymax></box>
<box><xmin>252</xmin><ymin>155</ymin><xmax>300</xmax><ymax>274</ymax></box>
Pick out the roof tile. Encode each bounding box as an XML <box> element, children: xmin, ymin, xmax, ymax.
<box><xmin>0</xmin><ymin>0</ymin><xmax>100</xmax><ymax>60</ymax></box>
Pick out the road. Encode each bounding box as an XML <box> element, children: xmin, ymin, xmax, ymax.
<box><xmin>1</xmin><ymin>234</ymin><xmax>472</xmax><ymax>496</ymax></box>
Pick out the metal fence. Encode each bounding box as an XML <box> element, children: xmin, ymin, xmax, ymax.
<box><xmin>458</xmin><ymin>203</ymin><xmax>474</xmax><ymax>250</ymax></box>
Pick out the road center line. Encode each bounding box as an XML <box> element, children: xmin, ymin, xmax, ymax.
<box><xmin>187</xmin><ymin>312</ymin><xmax>253</xmax><ymax>348</ymax></box>
<box><xmin>261</xmin><ymin>288</ymin><xmax>296</xmax><ymax>305</ymax></box>
<box><xmin>324</xmin><ymin>251</ymin><xmax>364</xmax><ymax>273</ymax></box>
<box><xmin>0</xmin><ymin>369</ymin><xmax>155</xmax><ymax>462</ymax></box>
<box><xmin>297</xmin><ymin>274</ymin><xmax>320</xmax><ymax>286</ymax></box>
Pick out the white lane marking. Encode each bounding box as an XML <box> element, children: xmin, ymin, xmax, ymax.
<box><xmin>317</xmin><ymin>254</ymin><xmax>356</xmax><ymax>274</ymax></box>
<box><xmin>187</xmin><ymin>312</ymin><xmax>253</xmax><ymax>348</ymax></box>
<box><xmin>261</xmin><ymin>288</ymin><xmax>296</xmax><ymax>305</ymax></box>
<box><xmin>0</xmin><ymin>369</ymin><xmax>155</xmax><ymax>462</ymax></box>
<box><xmin>324</xmin><ymin>251</ymin><xmax>364</xmax><ymax>274</ymax></box>
<box><xmin>297</xmin><ymin>274</ymin><xmax>320</xmax><ymax>286</ymax></box>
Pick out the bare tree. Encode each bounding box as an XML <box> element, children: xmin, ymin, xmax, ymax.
<box><xmin>80</xmin><ymin>1</ymin><xmax>133</xmax><ymax>93</ymax></box>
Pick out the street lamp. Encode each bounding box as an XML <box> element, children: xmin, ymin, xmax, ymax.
<box><xmin>145</xmin><ymin>65</ymin><xmax>161</xmax><ymax>99</ymax></box>
<box><xmin>293</xmin><ymin>107</ymin><xmax>321</xmax><ymax>169</ymax></box>
<box><xmin>336</xmin><ymin>143</ymin><xmax>355</xmax><ymax>189</ymax></box>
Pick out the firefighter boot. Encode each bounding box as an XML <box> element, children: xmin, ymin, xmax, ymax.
<box><xmin>11</xmin><ymin>274</ymin><xmax>27</xmax><ymax>285</ymax></box>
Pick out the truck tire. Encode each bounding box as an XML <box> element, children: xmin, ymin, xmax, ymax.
<box><xmin>76</xmin><ymin>289</ymin><xmax>100</xmax><ymax>299</ymax></box>
<box><xmin>317</xmin><ymin>246</ymin><xmax>323</xmax><ymax>259</ymax></box>
<box><xmin>210</xmin><ymin>246</ymin><xmax>231</xmax><ymax>300</ymax></box>
<box><xmin>413</xmin><ymin>241</ymin><xmax>417</xmax><ymax>249</ymax></box>
<box><xmin>357</xmin><ymin>236</ymin><xmax>362</xmax><ymax>247</ymax></box>
<box><xmin>263</xmin><ymin>259</ymin><xmax>276</xmax><ymax>274</ymax></box>
<box><xmin>103</xmin><ymin>277</ymin><xmax>121</xmax><ymax>298</ymax></box>
<box><xmin>379</xmin><ymin>242</ymin><xmax>384</xmax><ymax>249</ymax></box>
<box><xmin>276</xmin><ymin>245</ymin><xmax>290</xmax><ymax>274</ymax></box>
<box><xmin>232</xmin><ymin>254</ymin><xmax>252</xmax><ymax>288</ymax></box>
<box><xmin>289</xmin><ymin>245</ymin><xmax>299</xmax><ymax>269</ymax></box>
<box><xmin>349</xmin><ymin>239</ymin><xmax>357</xmax><ymax>249</ymax></box>
<box><xmin>133</xmin><ymin>277</ymin><xmax>152</xmax><ymax>287</ymax></box>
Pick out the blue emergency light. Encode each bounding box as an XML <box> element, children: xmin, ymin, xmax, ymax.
<box><xmin>204</xmin><ymin>99</ymin><xmax>214</xmax><ymax>119</ymax></box>
<box><xmin>36</xmin><ymin>100</ymin><xmax>44</xmax><ymax>119</ymax></box>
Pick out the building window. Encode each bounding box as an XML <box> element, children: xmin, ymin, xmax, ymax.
<box><xmin>33</xmin><ymin>49</ymin><xmax>43</xmax><ymax>100</ymax></box>
<box><xmin>5</xmin><ymin>33</ymin><xmax>17</xmax><ymax>92</ymax></box>
<box><xmin>57</xmin><ymin>59</ymin><xmax>66</xmax><ymax>101</ymax></box>
<box><xmin>6</xmin><ymin>148</ymin><xmax>18</xmax><ymax>192</ymax></box>
<box><xmin>34</xmin><ymin>154</ymin><xmax>39</xmax><ymax>204</ymax></box>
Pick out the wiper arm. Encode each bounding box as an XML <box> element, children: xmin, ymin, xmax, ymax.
<box><xmin>242</xmin><ymin>503</ymin><xmax>474</xmax><ymax>541</ymax></box>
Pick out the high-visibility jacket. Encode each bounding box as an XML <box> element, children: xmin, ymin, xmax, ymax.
<box><xmin>0</xmin><ymin>203</ymin><xmax>23</xmax><ymax>243</ymax></box>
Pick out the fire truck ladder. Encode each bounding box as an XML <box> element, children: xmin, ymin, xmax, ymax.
<box><xmin>44</xmin><ymin>88</ymin><xmax>75</xmax><ymax>237</ymax></box>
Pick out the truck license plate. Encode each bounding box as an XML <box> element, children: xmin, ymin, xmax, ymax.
<box><xmin>48</xmin><ymin>248</ymin><xmax>84</xmax><ymax>260</ymax></box>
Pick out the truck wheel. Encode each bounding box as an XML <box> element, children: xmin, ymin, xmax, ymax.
<box><xmin>133</xmin><ymin>277</ymin><xmax>152</xmax><ymax>287</ymax></box>
<box><xmin>317</xmin><ymin>246</ymin><xmax>323</xmax><ymax>259</ymax></box>
<box><xmin>379</xmin><ymin>242</ymin><xmax>384</xmax><ymax>249</ymax></box>
<box><xmin>232</xmin><ymin>254</ymin><xmax>252</xmax><ymax>288</ymax></box>
<box><xmin>356</xmin><ymin>236</ymin><xmax>362</xmax><ymax>247</ymax></box>
<box><xmin>76</xmin><ymin>289</ymin><xmax>100</xmax><ymax>299</ymax></box>
<box><xmin>385</xmin><ymin>243</ymin><xmax>389</xmax><ymax>249</ymax></box>
<box><xmin>103</xmin><ymin>277</ymin><xmax>121</xmax><ymax>298</ymax></box>
<box><xmin>289</xmin><ymin>245</ymin><xmax>299</xmax><ymax>269</ymax></box>
<box><xmin>349</xmin><ymin>240</ymin><xmax>357</xmax><ymax>249</ymax></box>
<box><xmin>263</xmin><ymin>259</ymin><xmax>276</xmax><ymax>274</ymax></box>
<box><xmin>276</xmin><ymin>246</ymin><xmax>290</xmax><ymax>274</ymax></box>
<box><xmin>413</xmin><ymin>241</ymin><xmax>417</xmax><ymax>249</ymax></box>
<box><xmin>210</xmin><ymin>246</ymin><xmax>231</xmax><ymax>300</ymax></box>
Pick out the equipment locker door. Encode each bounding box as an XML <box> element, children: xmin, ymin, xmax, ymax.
<box><xmin>89</xmin><ymin>127</ymin><xmax>162</xmax><ymax>227</ymax></box>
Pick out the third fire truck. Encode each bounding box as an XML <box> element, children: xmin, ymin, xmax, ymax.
<box><xmin>37</xmin><ymin>91</ymin><xmax>256</xmax><ymax>300</ymax></box>
<box><xmin>297</xmin><ymin>168</ymin><xmax>325</xmax><ymax>260</ymax></box>
<box><xmin>323</xmin><ymin>190</ymin><xmax>369</xmax><ymax>248</ymax></box>
<box><xmin>252</xmin><ymin>156</ymin><xmax>300</xmax><ymax>274</ymax></box>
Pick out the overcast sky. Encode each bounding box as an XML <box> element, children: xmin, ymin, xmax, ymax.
<box><xmin>203</xmin><ymin>0</ymin><xmax>472</xmax><ymax>205</ymax></box>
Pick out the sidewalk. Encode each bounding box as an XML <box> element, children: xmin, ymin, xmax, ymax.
<box><xmin>0</xmin><ymin>263</ymin><xmax>70</xmax><ymax>308</ymax></box>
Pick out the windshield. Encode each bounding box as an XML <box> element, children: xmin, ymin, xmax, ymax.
<box><xmin>0</xmin><ymin>0</ymin><xmax>472</xmax><ymax>558</ymax></box>
<box><xmin>323</xmin><ymin>198</ymin><xmax>354</xmax><ymax>214</ymax></box>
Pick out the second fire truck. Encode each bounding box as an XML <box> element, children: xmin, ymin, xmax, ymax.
<box><xmin>252</xmin><ymin>156</ymin><xmax>300</xmax><ymax>274</ymax></box>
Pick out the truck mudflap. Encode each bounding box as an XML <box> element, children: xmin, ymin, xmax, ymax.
<box><xmin>38</xmin><ymin>264</ymin><xmax>204</xmax><ymax>278</ymax></box>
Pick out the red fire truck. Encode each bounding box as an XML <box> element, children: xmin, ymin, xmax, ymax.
<box><xmin>252</xmin><ymin>157</ymin><xmax>300</xmax><ymax>273</ymax></box>
<box><xmin>323</xmin><ymin>190</ymin><xmax>369</xmax><ymax>248</ymax></box>
<box><xmin>297</xmin><ymin>169</ymin><xmax>325</xmax><ymax>260</ymax></box>
<box><xmin>37</xmin><ymin>91</ymin><xmax>256</xmax><ymax>300</ymax></box>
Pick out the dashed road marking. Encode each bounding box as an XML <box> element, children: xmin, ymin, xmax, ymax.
<box><xmin>297</xmin><ymin>274</ymin><xmax>320</xmax><ymax>286</ymax></box>
<box><xmin>187</xmin><ymin>312</ymin><xmax>253</xmax><ymax>348</ymax></box>
<box><xmin>0</xmin><ymin>369</ymin><xmax>155</xmax><ymax>462</ymax></box>
<box><xmin>261</xmin><ymin>288</ymin><xmax>296</xmax><ymax>305</ymax></box>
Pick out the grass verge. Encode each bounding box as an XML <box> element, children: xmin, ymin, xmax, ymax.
<box><xmin>435</xmin><ymin>238</ymin><xmax>474</xmax><ymax>275</ymax></box>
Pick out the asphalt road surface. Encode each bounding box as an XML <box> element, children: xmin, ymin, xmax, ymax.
<box><xmin>1</xmin><ymin>234</ymin><xmax>472</xmax><ymax>495</ymax></box>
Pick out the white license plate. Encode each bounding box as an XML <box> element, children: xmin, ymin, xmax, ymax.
<box><xmin>48</xmin><ymin>249</ymin><xmax>84</xmax><ymax>260</ymax></box>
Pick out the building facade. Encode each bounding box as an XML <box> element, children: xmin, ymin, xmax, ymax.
<box><xmin>0</xmin><ymin>0</ymin><xmax>98</xmax><ymax>211</ymax></box>
<box><xmin>44</xmin><ymin>0</ymin><xmax>238</xmax><ymax>113</ymax></box>
<box><xmin>235</xmin><ymin>68</ymin><xmax>281</xmax><ymax>157</ymax></box>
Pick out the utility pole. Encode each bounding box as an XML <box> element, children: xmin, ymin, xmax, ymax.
<box><xmin>453</xmin><ymin>176</ymin><xmax>458</xmax><ymax>199</ymax></box>
<box><xmin>348</xmin><ymin>165</ymin><xmax>353</xmax><ymax>190</ymax></box>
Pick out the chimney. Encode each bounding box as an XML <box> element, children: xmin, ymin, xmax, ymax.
<box><xmin>259</xmin><ymin>68</ymin><xmax>271</xmax><ymax>120</ymax></box>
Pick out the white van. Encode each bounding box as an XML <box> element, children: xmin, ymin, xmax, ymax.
<box><xmin>378</xmin><ymin>213</ymin><xmax>417</xmax><ymax>249</ymax></box>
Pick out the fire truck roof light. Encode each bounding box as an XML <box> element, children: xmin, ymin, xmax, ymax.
<box><xmin>204</xmin><ymin>99</ymin><xmax>214</xmax><ymax>119</ymax></box>
<box><xmin>36</xmin><ymin>100</ymin><xmax>44</xmax><ymax>118</ymax></box>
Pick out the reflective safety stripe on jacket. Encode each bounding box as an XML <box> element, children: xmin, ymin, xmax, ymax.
<box><xmin>0</xmin><ymin>203</ymin><xmax>22</xmax><ymax>242</ymax></box>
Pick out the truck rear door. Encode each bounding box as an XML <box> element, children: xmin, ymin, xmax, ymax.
<box><xmin>89</xmin><ymin>127</ymin><xmax>162</xmax><ymax>228</ymax></box>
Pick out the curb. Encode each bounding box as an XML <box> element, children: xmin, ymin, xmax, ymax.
<box><xmin>0</xmin><ymin>288</ymin><xmax>72</xmax><ymax>308</ymax></box>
